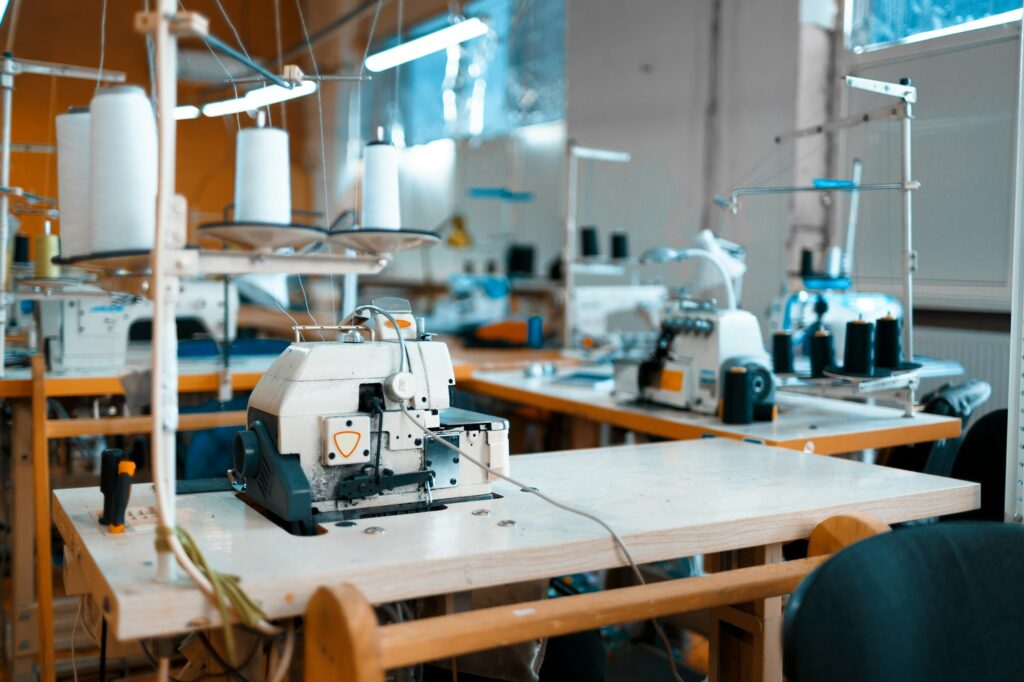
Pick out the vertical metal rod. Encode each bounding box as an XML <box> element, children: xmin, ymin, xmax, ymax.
<box><xmin>0</xmin><ymin>55</ymin><xmax>13</xmax><ymax>379</ymax></box>
<box><xmin>152</xmin><ymin>0</ymin><xmax>180</xmax><ymax>582</ymax></box>
<box><xmin>1004</xmin><ymin>16</ymin><xmax>1024</xmax><ymax>523</ymax></box>
<box><xmin>342</xmin><ymin>269</ymin><xmax>358</xmax><ymax>318</ymax></box>
<box><xmin>561</xmin><ymin>143</ymin><xmax>579</xmax><ymax>349</ymax></box>
<box><xmin>900</xmin><ymin>96</ymin><xmax>915</xmax><ymax>415</ymax></box>
<box><xmin>219</xmin><ymin>277</ymin><xmax>232</xmax><ymax>402</ymax></box>
<box><xmin>842</xmin><ymin>158</ymin><xmax>862</xmax><ymax>276</ymax></box>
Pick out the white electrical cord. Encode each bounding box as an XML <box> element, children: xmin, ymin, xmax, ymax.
<box><xmin>267</xmin><ymin>621</ymin><xmax>296</xmax><ymax>682</ymax></box>
<box><xmin>398</xmin><ymin>405</ymin><xmax>685</xmax><ymax>682</ymax></box>
<box><xmin>363</xmin><ymin>305</ymin><xmax>684</xmax><ymax>681</ymax></box>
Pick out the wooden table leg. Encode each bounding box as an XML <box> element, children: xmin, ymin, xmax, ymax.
<box><xmin>30</xmin><ymin>355</ymin><xmax>55</xmax><ymax>681</ymax></box>
<box><xmin>9</xmin><ymin>401</ymin><xmax>37</xmax><ymax>681</ymax></box>
<box><xmin>707</xmin><ymin>543</ymin><xmax>784</xmax><ymax>682</ymax></box>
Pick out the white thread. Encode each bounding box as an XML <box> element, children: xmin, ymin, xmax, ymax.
<box><xmin>56</xmin><ymin>108</ymin><xmax>92</xmax><ymax>258</ymax></box>
<box><xmin>89</xmin><ymin>86</ymin><xmax>157</xmax><ymax>254</ymax></box>
<box><xmin>233</xmin><ymin>127</ymin><xmax>291</xmax><ymax>224</ymax></box>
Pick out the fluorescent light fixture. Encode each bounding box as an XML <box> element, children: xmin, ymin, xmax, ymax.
<box><xmin>364</xmin><ymin>18</ymin><xmax>488</xmax><ymax>73</ymax></box>
<box><xmin>174</xmin><ymin>105</ymin><xmax>201</xmax><ymax>120</ymax></box>
<box><xmin>572</xmin><ymin>146</ymin><xmax>631</xmax><ymax>163</ymax></box>
<box><xmin>202</xmin><ymin>80</ymin><xmax>318</xmax><ymax>118</ymax></box>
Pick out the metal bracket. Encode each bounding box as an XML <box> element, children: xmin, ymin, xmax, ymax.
<box><xmin>135</xmin><ymin>10</ymin><xmax>210</xmax><ymax>38</ymax></box>
<box><xmin>337</xmin><ymin>469</ymin><xmax>436</xmax><ymax>501</ymax></box>
<box><xmin>845</xmin><ymin>75</ymin><xmax>917</xmax><ymax>103</ymax></box>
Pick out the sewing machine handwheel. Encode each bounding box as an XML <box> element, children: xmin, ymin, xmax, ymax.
<box><xmin>234</xmin><ymin>430</ymin><xmax>260</xmax><ymax>479</ymax></box>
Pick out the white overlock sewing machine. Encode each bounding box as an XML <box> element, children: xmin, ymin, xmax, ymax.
<box><xmin>613</xmin><ymin>298</ymin><xmax>775</xmax><ymax>415</ymax></box>
<box><xmin>38</xmin><ymin>279</ymin><xmax>238</xmax><ymax>371</ymax></box>
<box><xmin>230</xmin><ymin>298</ymin><xmax>510</xmax><ymax>535</ymax></box>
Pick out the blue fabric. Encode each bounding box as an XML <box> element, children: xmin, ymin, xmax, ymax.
<box><xmin>179</xmin><ymin>397</ymin><xmax>249</xmax><ymax>480</ymax></box>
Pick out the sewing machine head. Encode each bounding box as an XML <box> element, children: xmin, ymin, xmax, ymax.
<box><xmin>612</xmin><ymin>298</ymin><xmax>774</xmax><ymax>415</ymax></box>
<box><xmin>233</xmin><ymin>298</ymin><xmax>510</xmax><ymax>535</ymax></box>
<box><xmin>38</xmin><ymin>279</ymin><xmax>237</xmax><ymax>372</ymax></box>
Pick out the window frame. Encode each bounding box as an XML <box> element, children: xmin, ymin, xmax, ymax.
<box><xmin>832</xmin><ymin>3</ymin><xmax>1022</xmax><ymax>312</ymax></box>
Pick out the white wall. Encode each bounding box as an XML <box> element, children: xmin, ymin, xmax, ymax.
<box><xmin>342</xmin><ymin>0</ymin><xmax>822</xmax><ymax>329</ymax></box>
<box><xmin>566</xmin><ymin>0</ymin><xmax>808</xmax><ymax>323</ymax></box>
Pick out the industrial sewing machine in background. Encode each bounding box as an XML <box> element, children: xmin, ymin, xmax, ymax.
<box><xmin>38</xmin><ymin>279</ymin><xmax>238</xmax><ymax>371</ymax></box>
<box><xmin>613</xmin><ymin>297</ymin><xmax>775</xmax><ymax>415</ymax></box>
<box><xmin>231</xmin><ymin>298</ymin><xmax>510</xmax><ymax>535</ymax></box>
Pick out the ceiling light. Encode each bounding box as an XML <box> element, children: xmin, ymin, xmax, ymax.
<box><xmin>202</xmin><ymin>80</ymin><xmax>318</xmax><ymax>118</ymax></box>
<box><xmin>174</xmin><ymin>105</ymin><xmax>201</xmax><ymax>120</ymax></box>
<box><xmin>364</xmin><ymin>18</ymin><xmax>489</xmax><ymax>73</ymax></box>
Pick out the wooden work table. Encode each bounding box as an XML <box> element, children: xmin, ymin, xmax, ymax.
<box><xmin>460</xmin><ymin>367</ymin><xmax>962</xmax><ymax>455</ymax></box>
<box><xmin>1</xmin><ymin>342</ymin><xmax>574</xmax><ymax>679</ymax></box>
<box><xmin>55</xmin><ymin>438</ymin><xmax>977</xmax><ymax>682</ymax></box>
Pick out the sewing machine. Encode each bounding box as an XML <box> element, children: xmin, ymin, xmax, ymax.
<box><xmin>768</xmin><ymin>289</ymin><xmax>902</xmax><ymax>360</ymax></box>
<box><xmin>613</xmin><ymin>299</ymin><xmax>774</xmax><ymax>415</ymax></box>
<box><xmin>572</xmin><ymin>284</ymin><xmax>666</xmax><ymax>351</ymax></box>
<box><xmin>231</xmin><ymin>298</ymin><xmax>510</xmax><ymax>535</ymax></box>
<box><xmin>39</xmin><ymin>279</ymin><xmax>238</xmax><ymax>371</ymax></box>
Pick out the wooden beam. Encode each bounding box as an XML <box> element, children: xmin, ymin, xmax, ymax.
<box><xmin>807</xmin><ymin>512</ymin><xmax>891</xmax><ymax>557</ymax></box>
<box><xmin>306</xmin><ymin>584</ymin><xmax>383</xmax><ymax>682</ymax></box>
<box><xmin>374</xmin><ymin>556</ymin><xmax>827</xmax><ymax>670</ymax></box>
<box><xmin>30</xmin><ymin>354</ymin><xmax>55</xmax><ymax>681</ymax></box>
<box><xmin>44</xmin><ymin>410</ymin><xmax>247</xmax><ymax>439</ymax></box>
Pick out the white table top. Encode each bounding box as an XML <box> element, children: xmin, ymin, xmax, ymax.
<box><xmin>54</xmin><ymin>438</ymin><xmax>977</xmax><ymax>641</ymax></box>
<box><xmin>461</xmin><ymin>368</ymin><xmax>961</xmax><ymax>454</ymax></box>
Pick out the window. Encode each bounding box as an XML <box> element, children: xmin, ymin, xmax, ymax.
<box><xmin>847</xmin><ymin>0</ymin><xmax>1022</xmax><ymax>52</ymax></box>
<box><xmin>361</xmin><ymin>0</ymin><xmax>565</xmax><ymax>146</ymax></box>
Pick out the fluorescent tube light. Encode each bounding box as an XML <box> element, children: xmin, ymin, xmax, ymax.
<box><xmin>364</xmin><ymin>18</ymin><xmax>488</xmax><ymax>73</ymax></box>
<box><xmin>202</xmin><ymin>80</ymin><xmax>318</xmax><ymax>118</ymax></box>
<box><xmin>174</xmin><ymin>105</ymin><xmax>201</xmax><ymax>120</ymax></box>
<box><xmin>572</xmin><ymin>146</ymin><xmax>631</xmax><ymax>163</ymax></box>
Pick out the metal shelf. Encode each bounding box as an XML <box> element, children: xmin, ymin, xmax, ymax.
<box><xmin>171</xmin><ymin>249</ymin><xmax>388</xmax><ymax>277</ymax></box>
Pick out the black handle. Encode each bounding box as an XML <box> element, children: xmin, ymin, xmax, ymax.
<box><xmin>98</xmin><ymin>449</ymin><xmax>123</xmax><ymax>525</ymax></box>
<box><xmin>108</xmin><ymin>460</ymin><xmax>136</xmax><ymax>534</ymax></box>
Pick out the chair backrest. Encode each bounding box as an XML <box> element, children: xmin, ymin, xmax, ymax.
<box><xmin>948</xmin><ymin>408</ymin><xmax>1006</xmax><ymax>521</ymax></box>
<box><xmin>783</xmin><ymin>522</ymin><xmax>1024</xmax><ymax>682</ymax></box>
<box><xmin>881</xmin><ymin>380</ymin><xmax>990</xmax><ymax>475</ymax></box>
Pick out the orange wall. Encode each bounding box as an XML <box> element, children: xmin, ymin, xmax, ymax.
<box><xmin>4</xmin><ymin>0</ymin><xmax>312</xmax><ymax>240</ymax></box>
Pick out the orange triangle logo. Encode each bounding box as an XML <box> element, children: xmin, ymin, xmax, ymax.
<box><xmin>333</xmin><ymin>431</ymin><xmax>361</xmax><ymax>458</ymax></box>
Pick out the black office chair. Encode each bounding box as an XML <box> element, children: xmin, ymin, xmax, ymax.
<box><xmin>946</xmin><ymin>408</ymin><xmax>1007</xmax><ymax>521</ymax></box>
<box><xmin>783</xmin><ymin>522</ymin><xmax>1024</xmax><ymax>682</ymax></box>
<box><xmin>884</xmin><ymin>380</ymin><xmax>990</xmax><ymax>476</ymax></box>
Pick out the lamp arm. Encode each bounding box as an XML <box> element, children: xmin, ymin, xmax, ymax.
<box><xmin>676</xmin><ymin>248</ymin><xmax>738</xmax><ymax>310</ymax></box>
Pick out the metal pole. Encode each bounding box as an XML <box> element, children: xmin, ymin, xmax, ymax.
<box><xmin>900</xmin><ymin>90</ymin><xmax>915</xmax><ymax>415</ymax></box>
<box><xmin>561</xmin><ymin>142</ymin><xmax>578</xmax><ymax>349</ymax></box>
<box><xmin>0</xmin><ymin>54</ymin><xmax>13</xmax><ymax>379</ymax></box>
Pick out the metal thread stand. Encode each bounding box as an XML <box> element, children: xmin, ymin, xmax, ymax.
<box><xmin>727</xmin><ymin>75</ymin><xmax>919</xmax><ymax>416</ymax></box>
<box><xmin>561</xmin><ymin>142</ymin><xmax>632</xmax><ymax>348</ymax></box>
<box><xmin>1005</xmin><ymin>18</ymin><xmax>1024</xmax><ymax>523</ymax></box>
<box><xmin>0</xmin><ymin>56</ymin><xmax>125</xmax><ymax>378</ymax></box>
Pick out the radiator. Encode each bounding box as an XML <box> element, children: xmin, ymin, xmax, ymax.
<box><xmin>915</xmin><ymin>326</ymin><xmax>1010</xmax><ymax>420</ymax></box>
